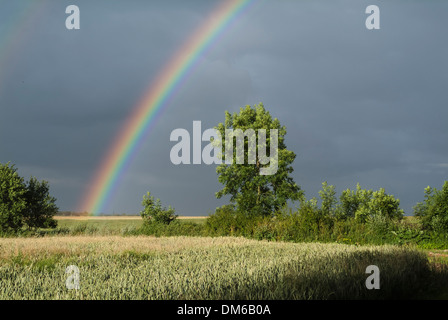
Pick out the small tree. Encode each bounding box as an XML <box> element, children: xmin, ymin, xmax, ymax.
<box><xmin>295</xmin><ymin>183</ymin><xmax>336</xmax><ymax>236</ymax></box>
<box><xmin>319</xmin><ymin>181</ymin><xmax>337</xmax><ymax>217</ymax></box>
<box><xmin>22</xmin><ymin>177</ymin><xmax>58</xmax><ymax>230</ymax></box>
<box><xmin>355</xmin><ymin>188</ymin><xmax>404</xmax><ymax>223</ymax></box>
<box><xmin>337</xmin><ymin>183</ymin><xmax>403</xmax><ymax>223</ymax></box>
<box><xmin>0</xmin><ymin>162</ymin><xmax>27</xmax><ymax>231</ymax></box>
<box><xmin>140</xmin><ymin>192</ymin><xmax>177</xmax><ymax>225</ymax></box>
<box><xmin>414</xmin><ymin>181</ymin><xmax>448</xmax><ymax>232</ymax></box>
<box><xmin>296</xmin><ymin>196</ymin><xmax>321</xmax><ymax>236</ymax></box>
<box><xmin>338</xmin><ymin>183</ymin><xmax>372</xmax><ymax>220</ymax></box>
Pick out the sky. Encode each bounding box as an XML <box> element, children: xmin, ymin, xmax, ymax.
<box><xmin>0</xmin><ymin>0</ymin><xmax>447</xmax><ymax>216</ymax></box>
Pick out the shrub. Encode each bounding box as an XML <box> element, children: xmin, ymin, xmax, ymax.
<box><xmin>71</xmin><ymin>223</ymin><xmax>88</xmax><ymax>235</ymax></box>
<box><xmin>366</xmin><ymin>214</ymin><xmax>390</xmax><ymax>236</ymax></box>
<box><xmin>253</xmin><ymin>217</ymin><xmax>277</xmax><ymax>241</ymax></box>
<box><xmin>270</xmin><ymin>211</ymin><xmax>302</xmax><ymax>242</ymax></box>
<box><xmin>390</xmin><ymin>219</ymin><xmax>429</xmax><ymax>246</ymax></box>
<box><xmin>414</xmin><ymin>181</ymin><xmax>448</xmax><ymax>232</ymax></box>
<box><xmin>294</xmin><ymin>195</ymin><xmax>334</xmax><ymax>241</ymax></box>
<box><xmin>296</xmin><ymin>197</ymin><xmax>321</xmax><ymax>238</ymax></box>
<box><xmin>204</xmin><ymin>205</ymin><xmax>240</xmax><ymax>236</ymax></box>
<box><xmin>136</xmin><ymin>220</ymin><xmax>205</xmax><ymax>237</ymax></box>
<box><xmin>140</xmin><ymin>192</ymin><xmax>177</xmax><ymax>225</ymax></box>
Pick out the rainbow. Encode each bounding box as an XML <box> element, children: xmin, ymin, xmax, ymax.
<box><xmin>78</xmin><ymin>0</ymin><xmax>256</xmax><ymax>215</ymax></box>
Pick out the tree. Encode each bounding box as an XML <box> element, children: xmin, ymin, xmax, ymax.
<box><xmin>338</xmin><ymin>183</ymin><xmax>372</xmax><ymax>220</ymax></box>
<box><xmin>0</xmin><ymin>162</ymin><xmax>59</xmax><ymax>232</ymax></box>
<box><xmin>319</xmin><ymin>181</ymin><xmax>337</xmax><ymax>217</ymax></box>
<box><xmin>22</xmin><ymin>177</ymin><xmax>58</xmax><ymax>230</ymax></box>
<box><xmin>355</xmin><ymin>188</ymin><xmax>404</xmax><ymax>223</ymax></box>
<box><xmin>0</xmin><ymin>162</ymin><xmax>27</xmax><ymax>231</ymax></box>
<box><xmin>140</xmin><ymin>192</ymin><xmax>177</xmax><ymax>225</ymax></box>
<box><xmin>214</xmin><ymin>103</ymin><xmax>301</xmax><ymax>217</ymax></box>
<box><xmin>414</xmin><ymin>181</ymin><xmax>448</xmax><ymax>232</ymax></box>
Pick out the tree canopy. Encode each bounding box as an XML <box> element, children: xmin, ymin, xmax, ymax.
<box><xmin>0</xmin><ymin>162</ymin><xmax>58</xmax><ymax>232</ymax></box>
<box><xmin>214</xmin><ymin>103</ymin><xmax>301</xmax><ymax>217</ymax></box>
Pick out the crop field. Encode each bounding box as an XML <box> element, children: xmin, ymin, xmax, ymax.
<box><xmin>0</xmin><ymin>228</ymin><xmax>447</xmax><ymax>300</ymax></box>
<box><xmin>55</xmin><ymin>216</ymin><xmax>143</xmax><ymax>233</ymax></box>
<box><xmin>54</xmin><ymin>216</ymin><xmax>206</xmax><ymax>234</ymax></box>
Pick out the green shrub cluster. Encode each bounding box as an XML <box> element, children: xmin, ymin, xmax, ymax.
<box><xmin>13</xmin><ymin>179</ymin><xmax>442</xmax><ymax>250</ymax></box>
<box><xmin>97</xmin><ymin>181</ymin><xmax>447</xmax><ymax>249</ymax></box>
<box><xmin>200</xmin><ymin>182</ymin><xmax>448</xmax><ymax>248</ymax></box>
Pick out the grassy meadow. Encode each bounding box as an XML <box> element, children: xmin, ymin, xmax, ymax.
<box><xmin>0</xmin><ymin>216</ymin><xmax>446</xmax><ymax>299</ymax></box>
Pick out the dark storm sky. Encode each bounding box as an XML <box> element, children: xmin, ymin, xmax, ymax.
<box><xmin>1</xmin><ymin>0</ymin><xmax>447</xmax><ymax>215</ymax></box>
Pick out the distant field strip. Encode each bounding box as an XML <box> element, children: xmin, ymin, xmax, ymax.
<box><xmin>54</xmin><ymin>216</ymin><xmax>207</xmax><ymax>220</ymax></box>
<box><xmin>52</xmin><ymin>216</ymin><xmax>206</xmax><ymax>235</ymax></box>
<box><xmin>0</xmin><ymin>236</ymin><xmax>437</xmax><ymax>299</ymax></box>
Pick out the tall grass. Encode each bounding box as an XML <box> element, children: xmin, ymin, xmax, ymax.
<box><xmin>0</xmin><ymin>236</ymin><xmax>445</xmax><ymax>299</ymax></box>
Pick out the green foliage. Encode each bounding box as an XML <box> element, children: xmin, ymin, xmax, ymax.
<box><xmin>0</xmin><ymin>162</ymin><xmax>27</xmax><ymax>231</ymax></box>
<box><xmin>365</xmin><ymin>213</ymin><xmax>391</xmax><ymax>236</ymax></box>
<box><xmin>355</xmin><ymin>188</ymin><xmax>404</xmax><ymax>223</ymax></box>
<box><xmin>140</xmin><ymin>192</ymin><xmax>177</xmax><ymax>225</ymax></box>
<box><xmin>204</xmin><ymin>204</ymin><xmax>262</xmax><ymax>237</ymax></box>
<box><xmin>390</xmin><ymin>219</ymin><xmax>429</xmax><ymax>246</ymax></box>
<box><xmin>319</xmin><ymin>181</ymin><xmax>337</xmax><ymax>217</ymax></box>
<box><xmin>296</xmin><ymin>197</ymin><xmax>327</xmax><ymax>239</ymax></box>
<box><xmin>136</xmin><ymin>220</ymin><xmax>205</xmax><ymax>237</ymax></box>
<box><xmin>22</xmin><ymin>177</ymin><xmax>58</xmax><ymax>230</ymax></box>
<box><xmin>333</xmin><ymin>183</ymin><xmax>404</xmax><ymax>223</ymax></box>
<box><xmin>70</xmin><ymin>223</ymin><xmax>99</xmax><ymax>235</ymax></box>
<box><xmin>414</xmin><ymin>181</ymin><xmax>448</xmax><ymax>232</ymax></box>
<box><xmin>0</xmin><ymin>162</ymin><xmax>58</xmax><ymax>232</ymax></box>
<box><xmin>201</xmin><ymin>181</ymin><xmax>417</xmax><ymax>246</ymax></box>
<box><xmin>204</xmin><ymin>205</ymin><xmax>238</xmax><ymax>236</ymax></box>
<box><xmin>214</xmin><ymin>103</ymin><xmax>302</xmax><ymax>217</ymax></box>
<box><xmin>338</xmin><ymin>183</ymin><xmax>372</xmax><ymax>220</ymax></box>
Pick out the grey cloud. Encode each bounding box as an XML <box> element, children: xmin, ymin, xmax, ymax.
<box><xmin>1</xmin><ymin>0</ymin><xmax>447</xmax><ymax>215</ymax></box>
